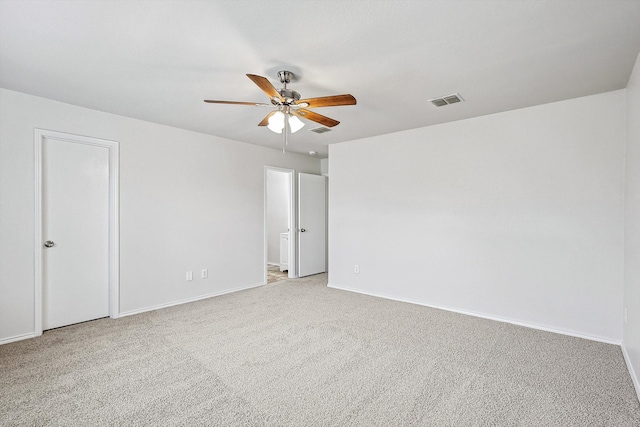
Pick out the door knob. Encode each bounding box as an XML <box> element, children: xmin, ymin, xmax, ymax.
<box><xmin>44</xmin><ymin>240</ymin><xmax>55</xmax><ymax>248</ymax></box>
<box><xmin>300</xmin><ymin>228</ymin><xmax>306</xmax><ymax>232</ymax></box>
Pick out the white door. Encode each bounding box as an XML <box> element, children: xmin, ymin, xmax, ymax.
<box><xmin>298</xmin><ymin>173</ymin><xmax>326</xmax><ymax>277</ymax></box>
<box><xmin>42</xmin><ymin>138</ymin><xmax>110</xmax><ymax>330</ymax></box>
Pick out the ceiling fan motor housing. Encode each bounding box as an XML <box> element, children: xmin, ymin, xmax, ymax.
<box><xmin>278</xmin><ymin>88</ymin><xmax>301</xmax><ymax>104</ymax></box>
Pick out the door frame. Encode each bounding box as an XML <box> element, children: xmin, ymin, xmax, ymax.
<box><xmin>34</xmin><ymin>129</ymin><xmax>120</xmax><ymax>336</ymax></box>
<box><xmin>264</xmin><ymin>166</ymin><xmax>297</xmax><ymax>281</ymax></box>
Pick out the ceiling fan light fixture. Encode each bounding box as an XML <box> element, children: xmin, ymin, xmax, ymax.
<box><xmin>267</xmin><ymin>111</ymin><xmax>285</xmax><ymax>133</ymax></box>
<box><xmin>268</xmin><ymin>112</ymin><xmax>305</xmax><ymax>134</ymax></box>
<box><xmin>288</xmin><ymin>114</ymin><xmax>305</xmax><ymax>133</ymax></box>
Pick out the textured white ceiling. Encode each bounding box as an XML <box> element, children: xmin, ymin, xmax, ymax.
<box><xmin>1</xmin><ymin>0</ymin><xmax>639</xmax><ymax>157</ymax></box>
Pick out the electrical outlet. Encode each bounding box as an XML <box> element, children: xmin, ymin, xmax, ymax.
<box><xmin>354</xmin><ymin>265</ymin><xmax>360</xmax><ymax>274</ymax></box>
<box><xmin>201</xmin><ymin>269</ymin><xmax>208</xmax><ymax>279</ymax></box>
<box><xmin>186</xmin><ymin>271</ymin><xmax>193</xmax><ymax>281</ymax></box>
<box><xmin>624</xmin><ymin>307</ymin><xmax>628</xmax><ymax>323</ymax></box>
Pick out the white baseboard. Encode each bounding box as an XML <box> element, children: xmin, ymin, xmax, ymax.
<box><xmin>622</xmin><ymin>343</ymin><xmax>640</xmax><ymax>403</ymax></box>
<box><xmin>327</xmin><ymin>283</ymin><xmax>621</xmax><ymax>346</ymax></box>
<box><xmin>1</xmin><ymin>282</ymin><xmax>267</xmax><ymax>345</ymax></box>
<box><xmin>118</xmin><ymin>282</ymin><xmax>265</xmax><ymax>318</ymax></box>
<box><xmin>0</xmin><ymin>332</ymin><xmax>37</xmax><ymax>345</ymax></box>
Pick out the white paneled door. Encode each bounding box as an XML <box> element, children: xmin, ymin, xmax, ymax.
<box><xmin>298</xmin><ymin>173</ymin><xmax>326</xmax><ymax>277</ymax></box>
<box><xmin>42</xmin><ymin>137</ymin><xmax>110</xmax><ymax>330</ymax></box>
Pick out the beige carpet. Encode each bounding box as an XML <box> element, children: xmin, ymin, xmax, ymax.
<box><xmin>1</xmin><ymin>273</ymin><xmax>639</xmax><ymax>426</ymax></box>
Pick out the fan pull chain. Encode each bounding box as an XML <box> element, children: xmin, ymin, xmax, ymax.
<box><xmin>282</xmin><ymin>114</ymin><xmax>290</xmax><ymax>153</ymax></box>
<box><xmin>285</xmin><ymin>115</ymin><xmax>290</xmax><ymax>146</ymax></box>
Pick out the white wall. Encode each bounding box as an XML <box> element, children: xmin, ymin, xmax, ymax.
<box><xmin>623</xmin><ymin>52</ymin><xmax>640</xmax><ymax>396</ymax></box>
<box><xmin>328</xmin><ymin>90</ymin><xmax>625</xmax><ymax>343</ymax></box>
<box><xmin>0</xmin><ymin>88</ymin><xmax>320</xmax><ymax>343</ymax></box>
<box><xmin>266</xmin><ymin>169</ymin><xmax>290</xmax><ymax>265</ymax></box>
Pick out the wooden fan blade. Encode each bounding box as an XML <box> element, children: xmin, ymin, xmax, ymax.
<box><xmin>294</xmin><ymin>109</ymin><xmax>340</xmax><ymax>127</ymax></box>
<box><xmin>297</xmin><ymin>94</ymin><xmax>356</xmax><ymax>108</ymax></box>
<box><xmin>258</xmin><ymin>111</ymin><xmax>276</xmax><ymax>126</ymax></box>
<box><xmin>204</xmin><ymin>100</ymin><xmax>272</xmax><ymax>106</ymax></box>
<box><xmin>246</xmin><ymin>74</ymin><xmax>283</xmax><ymax>101</ymax></box>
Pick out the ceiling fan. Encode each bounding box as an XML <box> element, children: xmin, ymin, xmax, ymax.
<box><xmin>204</xmin><ymin>71</ymin><xmax>356</xmax><ymax>153</ymax></box>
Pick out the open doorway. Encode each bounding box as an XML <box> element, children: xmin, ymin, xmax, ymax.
<box><xmin>264</xmin><ymin>167</ymin><xmax>295</xmax><ymax>283</ymax></box>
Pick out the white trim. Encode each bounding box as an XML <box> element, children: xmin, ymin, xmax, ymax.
<box><xmin>34</xmin><ymin>133</ymin><xmax>43</xmax><ymax>336</ymax></box>
<box><xmin>264</xmin><ymin>166</ymin><xmax>297</xmax><ymax>281</ymax></box>
<box><xmin>327</xmin><ymin>283</ymin><xmax>621</xmax><ymax>345</ymax></box>
<box><xmin>34</xmin><ymin>129</ymin><xmax>120</xmax><ymax>336</ymax></box>
<box><xmin>0</xmin><ymin>332</ymin><xmax>38</xmax><ymax>345</ymax></box>
<box><xmin>289</xmin><ymin>170</ymin><xmax>297</xmax><ymax>279</ymax></box>
<box><xmin>118</xmin><ymin>282</ymin><xmax>264</xmax><ymax>318</ymax></box>
<box><xmin>622</xmin><ymin>343</ymin><xmax>640</xmax><ymax>403</ymax></box>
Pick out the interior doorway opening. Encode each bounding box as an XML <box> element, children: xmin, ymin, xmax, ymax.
<box><xmin>264</xmin><ymin>167</ymin><xmax>295</xmax><ymax>283</ymax></box>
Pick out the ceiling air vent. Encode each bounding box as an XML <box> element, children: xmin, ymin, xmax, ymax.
<box><xmin>429</xmin><ymin>93</ymin><xmax>464</xmax><ymax>107</ymax></box>
<box><xmin>311</xmin><ymin>127</ymin><xmax>332</xmax><ymax>134</ymax></box>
